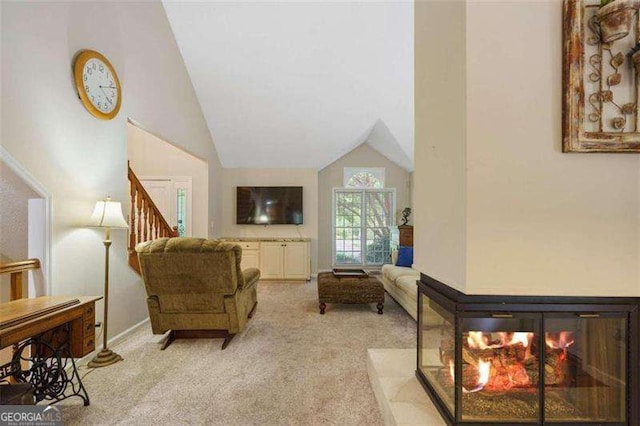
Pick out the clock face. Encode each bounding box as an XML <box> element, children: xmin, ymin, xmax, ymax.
<box><xmin>82</xmin><ymin>58</ymin><xmax>118</xmax><ymax>114</ymax></box>
<box><xmin>73</xmin><ymin>50</ymin><xmax>121</xmax><ymax>120</ymax></box>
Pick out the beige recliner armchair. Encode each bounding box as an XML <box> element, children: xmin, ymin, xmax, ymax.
<box><xmin>136</xmin><ymin>237</ymin><xmax>260</xmax><ymax>350</ymax></box>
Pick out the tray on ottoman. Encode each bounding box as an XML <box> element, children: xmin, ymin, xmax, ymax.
<box><xmin>317</xmin><ymin>271</ymin><xmax>384</xmax><ymax>315</ymax></box>
<box><xmin>332</xmin><ymin>268</ymin><xmax>368</xmax><ymax>277</ymax></box>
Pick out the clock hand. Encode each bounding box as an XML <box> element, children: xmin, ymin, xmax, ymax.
<box><xmin>99</xmin><ymin>85</ymin><xmax>117</xmax><ymax>89</ymax></box>
<box><xmin>99</xmin><ymin>86</ymin><xmax>113</xmax><ymax>104</ymax></box>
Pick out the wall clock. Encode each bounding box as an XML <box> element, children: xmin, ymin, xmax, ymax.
<box><xmin>73</xmin><ymin>50</ymin><xmax>121</xmax><ymax>120</ymax></box>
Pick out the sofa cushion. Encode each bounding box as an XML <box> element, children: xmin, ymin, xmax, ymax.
<box><xmin>395</xmin><ymin>275</ymin><xmax>418</xmax><ymax>299</ymax></box>
<box><xmin>381</xmin><ymin>264</ymin><xmax>419</xmax><ymax>284</ymax></box>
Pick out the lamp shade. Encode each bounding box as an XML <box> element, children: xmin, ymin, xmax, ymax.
<box><xmin>89</xmin><ymin>197</ymin><xmax>128</xmax><ymax>229</ymax></box>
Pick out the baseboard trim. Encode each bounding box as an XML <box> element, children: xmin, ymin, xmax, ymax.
<box><xmin>75</xmin><ymin>317</ymin><xmax>150</xmax><ymax>365</ymax></box>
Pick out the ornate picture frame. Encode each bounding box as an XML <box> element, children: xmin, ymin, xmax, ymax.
<box><xmin>563</xmin><ymin>0</ymin><xmax>640</xmax><ymax>152</ymax></box>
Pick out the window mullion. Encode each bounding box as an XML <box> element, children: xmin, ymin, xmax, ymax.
<box><xmin>361</xmin><ymin>189</ymin><xmax>366</xmax><ymax>267</ymax></box>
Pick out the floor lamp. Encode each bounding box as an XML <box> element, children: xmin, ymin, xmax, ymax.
<box><xmin>88</xmin><ymin>196</ymin><xmax>128</xmax><ymax>368</ymax></box>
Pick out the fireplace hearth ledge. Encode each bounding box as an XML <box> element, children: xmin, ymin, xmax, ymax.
<box><xmin>367</xmin><ymin>348</ymin><xmax>446</xmax><ymax>425</ymax></box>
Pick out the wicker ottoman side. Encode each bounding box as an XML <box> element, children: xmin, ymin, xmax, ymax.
<box><xmin>317</xmin><ymin>272</ymin><xmax>385</xmax><ymax>314</ymax></box>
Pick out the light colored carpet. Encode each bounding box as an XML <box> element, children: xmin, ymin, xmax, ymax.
<box><xmin>61</xmin><ymin>279</ymin><xmax>416</xmax><ymax>425</ymax></box>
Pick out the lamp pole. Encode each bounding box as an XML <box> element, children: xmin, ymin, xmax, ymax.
<box><xmin>102</xmin><ymin>228</ymin><xmax>111</xmax><ymax>355</ymax></box>
<box><xmin>88</xmin><ymin>199</ymin><xmax>125</xmax><ymax>368</ymax></box>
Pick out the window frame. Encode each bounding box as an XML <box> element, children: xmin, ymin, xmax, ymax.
<box><xmin>332</xmin><ymin>187</ymin><xmax>396</xmax><ymax>267</ymax></box>
<box><xmin>343</xmin><ymin>167</ymin><xmax>386</xmax><ymax>188</ymax></box>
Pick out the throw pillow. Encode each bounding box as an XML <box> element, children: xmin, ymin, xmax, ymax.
<box><xmin>396</xmin><ymin>246</ymin><xmax>413</xmax><ymax>267</ymax></box>
<box><xmin>391</xmin><ymin>250</ymin><xmax>399</xmax><ymax>265</ymax></box>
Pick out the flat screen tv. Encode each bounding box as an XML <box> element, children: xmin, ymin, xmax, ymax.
<box><xmin>236</xmin><ymin>186</ymin><xmax>303</xmax><ymax>225</ymax></box>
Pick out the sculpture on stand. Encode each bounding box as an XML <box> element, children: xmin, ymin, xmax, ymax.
<box><xmin>401</xmin><ymin>207</ymin><xmax>411</xmax><ymax>226</ymax></box>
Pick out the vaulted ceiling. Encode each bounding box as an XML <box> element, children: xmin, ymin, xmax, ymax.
<box><xmin>163</xmin><ymin>1</ymin><xmax>413</xmax><ymax>170</ymax></box>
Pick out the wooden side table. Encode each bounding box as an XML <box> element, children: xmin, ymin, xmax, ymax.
<box><xmin>398</xmin><ymin>225</ymin><xmax>413</xmax><ymax>247</ymax></box>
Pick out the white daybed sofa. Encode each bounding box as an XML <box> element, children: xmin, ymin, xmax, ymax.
<box><xmin>380</xmin><ymin>264</ymin><xmax>420</xmax><ymax>320</ymax></box>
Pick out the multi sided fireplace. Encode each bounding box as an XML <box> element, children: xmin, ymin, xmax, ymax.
<box><xmin>416</xmin><ymin>274</ymin><xmax>640</xmax><ymax>425</ymax></box>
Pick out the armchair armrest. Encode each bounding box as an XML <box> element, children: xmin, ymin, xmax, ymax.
<box><xmin>240</xmin><ymin>268</ymin><xmax>260</xmax><ymax>290</ymax></box>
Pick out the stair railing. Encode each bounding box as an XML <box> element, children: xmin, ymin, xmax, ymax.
<box><xmin>128</xmin><ymin>164</ymin><xmax>178</xmax><ymax>273</ymax></box>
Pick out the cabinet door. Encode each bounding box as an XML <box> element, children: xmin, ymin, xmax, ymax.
<box><xmin>241</xmin><ymin>250</ymin><xmax>260</xmax><ymax>270</ymax></box>
<box><xmin>260</xmin><ymin>242</ymin><xmax>284</xmax><ymax>279</ymax></box>
<box><xmin>283</xmin><ymin>242</ymin><xmax>309</xmax><ymax>280</ymax></box>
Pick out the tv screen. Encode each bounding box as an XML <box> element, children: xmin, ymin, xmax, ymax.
<box><xmin>236</xmin><ymin>186</ymin><xmax>303</xmax><ymax>225</ymax></box>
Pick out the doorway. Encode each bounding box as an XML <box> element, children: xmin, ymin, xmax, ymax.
<box><xmin>127</xmin><ymin>121</ymin><xmax>209</xmax><ymax>238</ymax></box>
<box><xmin>138</xmin><ymin>176</ymin><xmax>193</xmax><ymax>237</ymax></box>
<box><xmin>0</xmin><ymin>147</ymin><xmax>50</xmax><ymax>300</ymax></box>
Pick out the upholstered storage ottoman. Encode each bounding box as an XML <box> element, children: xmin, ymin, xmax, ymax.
<box><xmin>317</xmin><ymin>272</ymin><xmax>385</xmax><ymax>314</ymax></box>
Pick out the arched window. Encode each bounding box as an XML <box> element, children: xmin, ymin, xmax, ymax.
<box><xmin>343</xmin><ymin>167</ymin><xmax>385</xmax><ymax>188</ymax></box>
<box><xmin>335</xmin><ymin>167</ymin><xmax>393</xmax><ymax>266</ymax></box>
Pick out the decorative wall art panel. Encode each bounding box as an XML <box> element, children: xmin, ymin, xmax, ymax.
<box><xmin>564</xmin><ymin>0</ymin><xmax>640</xmax><ymax>152</ymax></box>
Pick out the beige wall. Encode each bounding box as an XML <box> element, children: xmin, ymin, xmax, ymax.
<box><xmin>220</xmin><ymin>169</ymin><xmax>319</xmax><ymax>273</ymax></box>
<box><xmin>0</xmin><ymin>162</ymin><xmax>40</xmax><ymax>302</ymax></box>
<box><xmin>413</xmin><ymin>0</ymin><xmax>640</xmax><ymax>296</ymax></box>
<box><xmin>0</xmin><ymin>163</ymin><xmax>39</xmax><ymax>262</ymax></box>
<box><xmin>465</xmin><ymin>1</ymin><xmax>639</xmax><ymax>296</ymax></box>
<box><xmin>127</xmin><ymin>123</ymin><xmax>209</xmax><ymax>238</ymax></box>
<box><xmin>317</xmin><ymin>143</ymin><xmax>412</xmax><ymax>271</ymax></box>
<box><xmin>1</xmin><ymin>1</ymin><xmax>223</xmax><ymax>339</ymax></box>
<box><xmin>413</xmin><ymin>0</ymin><xmax>467</xmax><ymax>291</ymax></box>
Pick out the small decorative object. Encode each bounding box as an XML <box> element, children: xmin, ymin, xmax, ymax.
<box><xmin>87</xmin><ymin>196</ymin><xmax>128</xmax><ymax>368</ymax></box>
<box><xmin>73</xmin><ymin>50</ymin><xmax>122</xmax><ymax>120</ymax></box>
<box><xmin>401</xmin><ymin>207</ymin><xmax>411</xmax><ymax>226</ymax></box>
<box><xmin>596</xmin><ymin>0</ymin><xmax>636</xmax><ymax>42</ymax></box>
<box><xmin>563</xmin><ymin>0</ymin><xmax>640</xmax><ymax>152</ymax></box>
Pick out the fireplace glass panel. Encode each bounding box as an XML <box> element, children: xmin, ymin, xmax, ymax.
<box><xmin>460</xmin><ymin>316</ymin><xmax>540</xmax><ymax>423</ymax></box>
<box><xmin>418</xmin><ymin>294</ymin><xmax>455</xmax><ymax>416</ymax></box>
<box><xmin>544</xmin><ymin>315</ymin><xmax>626</xmax><ymax>423</ymax></box>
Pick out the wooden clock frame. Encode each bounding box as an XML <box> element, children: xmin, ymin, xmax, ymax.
<box><xmin>73</xmin><ymin>50</ymin><xmax>122</xmax><ymax>120</ymax></box>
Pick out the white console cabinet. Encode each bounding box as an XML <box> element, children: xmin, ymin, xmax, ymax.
<box><xmin>233</xmin><ymin>241</ymin><xmax>260</xmax><ymax>270</ymax></box>
<box><xmin>223</xmin><ymin>238</ymin><xmax>310</xmax><ymax>281</ymax></box>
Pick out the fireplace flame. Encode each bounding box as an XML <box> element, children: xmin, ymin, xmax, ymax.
<box><xmin>454</xmin><ymin>330</ymin><xmax>575</xmax><ymax>394</ymax></box>
<box><xmin>477</xmin><ymin>358</ymin><xmax>491</xmax><ymax>388</ymax></box>
<box><xmin>545</xmin><ymin>331</ymin><xmax>575</xmax><ymax>349</ymax></box>
<box><xmin>466</xmin><ymin>331</ymin><xmax>534</xmax><ymax>350</ymax></box>
<box><xmin>503</xmin><ymin>332</ymin><xmax>534</xmax><ymax>348</ymax></box>
<box><xmin>467</xmin><ymin>331</ymin><xmax>490</xmax><ymax>349</ymax></box>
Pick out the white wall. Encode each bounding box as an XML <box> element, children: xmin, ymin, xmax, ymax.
<box><xmin>127</xmin><ymin>123</ymin><xmax>209</xmax><ymax>238</ymax></box>
<box><xmin>317</xmin><ymin>143</ymin><xmax>412</xmax><ymax>270</ymax></box>
<box><xmin>413</xmin><ymin>0</ymin><xmax>467</xmax><ymax>292</ymax></box>
<box><xmin>413</xmin><ymin>0</ymin><xmax>640</xmax><ymax>297</ymax></box>
<box><xmin>221</xmin><ymin>169</ymin><xmax>318</xmax><ymax>273</ymax></box>
<box><xmin>1</xmin><ymin>1</ymin><xmax>223</xmax><ymax>339</ymax></box>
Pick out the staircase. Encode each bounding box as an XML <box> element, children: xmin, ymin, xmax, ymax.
<box><xmin>128</xmin><ymin>164</ymin><xmax>177</xmax><ymax>274</ymax></box>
